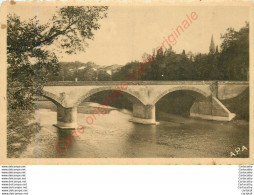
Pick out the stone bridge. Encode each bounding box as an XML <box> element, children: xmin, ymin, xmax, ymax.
<box><xmin>42</xmin><ymin>81</ymin><xmax>249</xmax><ymax>129</ymax></box>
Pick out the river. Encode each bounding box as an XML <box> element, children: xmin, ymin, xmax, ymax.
<box><xmin>20</xmin><ymin>101</ymin><xmax>249</xmax><ymax>158</ymax></box>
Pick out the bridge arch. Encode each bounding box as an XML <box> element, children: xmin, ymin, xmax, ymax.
<box><xmin>74</xmin><ymin>86</ymin><xmax>145</xmax><ymax>107</ymax></box>
<box><xmin>42</xmin><ymin>90</ymin><xmax>63</xmax><ymax>106</ymax></box>
<box><xmin>152</xmin><ymin>86</ymin><xmax>210</xmax><ymax>105</ymax></box>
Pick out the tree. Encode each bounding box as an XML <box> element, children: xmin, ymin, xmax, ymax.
<box><xmin>218</xmin><ymin>22</ymin><xmax>249</xmax><ymax>80</ymax></box>
<box><xmin>112</xmin><ymin>61</ymin><xmax>141</xmax><ymax>81</ymax></box>
<box><xmin>7</xmin><ymin>6</ymin><xmax>108</xmax><ymax>109</ymax></box>
<box><xmin>215</xmin><ymin>45</ymin><xmax>219</xmax><ymax>53</ymax></box>
<box><xmin>98</xmin><ymin>70</ymin><xmax>111</xmax><ymax>81</ymax></box>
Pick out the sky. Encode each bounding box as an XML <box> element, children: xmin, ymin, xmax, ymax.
<box><xmin>9</xmin><ymin>5</ymin><xmax>249</xmax><ymax>66</ymax></box>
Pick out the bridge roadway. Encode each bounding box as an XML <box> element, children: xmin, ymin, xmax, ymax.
<box><xmin>42</xmin><ymin>81</ymin><xmax>249</xmax><ymax>129</ymax></box>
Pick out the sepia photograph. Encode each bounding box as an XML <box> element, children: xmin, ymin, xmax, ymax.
<box><xmin>0</xmin><ymin>1</ymin><xmax>253</xmax><ymax>164</ymax></box>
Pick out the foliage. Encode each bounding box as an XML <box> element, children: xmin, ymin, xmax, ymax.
<box><xmin>112</xmin><ymin>61</ymin><xmax>141</xmax><ymax>81</ymax></box>
<box><xmin>7</xmin><ymin>109</ymin><xmax>37</xmax><ymax>158</ymax></box>
<box><xmin>97</xmin><ymin>70</ymin><xmax>111</xmax><ymax>81</ymax></box>
<box><xmin>7</xmin><ymin>6</ymin><xmax>108</xmax><ymax>109</ymax></box>
<box><xmin>111</xmin><ymin>23</ymin><xmax>249</xmax><ymax>81</ymax></box>
<box><xmin>47</xmin><ymin>61</ymin><xmax>116</xmax><ymax>81</ymax></box>
<box><xmin>218</xmin><ymin>22</ymin><xmax>249</xmax><ymax>80</ymax></box>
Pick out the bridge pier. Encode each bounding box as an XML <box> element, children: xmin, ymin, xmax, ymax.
<box><xmin>190</xmin><ymin>97</ymin><xmax>236</xmax><ymax>121</ymax></box>
<box><xmin>130</xmin><ymin>103</ymin><xmax>158</xmax><ymax>125</ymax></box>
<box><xmin>54</xmin><ymin>105</ymin><xmax>78</xmax><ymax>130</ymax></box>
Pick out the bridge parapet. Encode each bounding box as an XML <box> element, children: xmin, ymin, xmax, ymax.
<box><xmin>45</xmin><ymin>80</ymin><xmax>249</xmax><ymax>86</ymax></box>
<box><xmin>45</xmin><ymin>80</ymin><xmax>220</xmax><ymax>86</ymax></box>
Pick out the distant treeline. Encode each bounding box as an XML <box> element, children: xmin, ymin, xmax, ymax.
<box><xmin>48</xmin><ymin>22</ymin><xmax>249</xmax><ymax>82</ymax></box>
<box><xmin>112</xmin><ymin>23</ymin><xmax>249</xmax><ymax>81</ymax></box>
<box><xmin>48</xmin><ymin>61</ymin><xmax>122</xmax><ymax>82</ymax></box>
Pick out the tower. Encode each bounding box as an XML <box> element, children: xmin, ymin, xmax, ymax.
<box><xmin>209</xmin><ymin>35</ymin><xmax>215</xmax><ymax>54</ymax></box>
